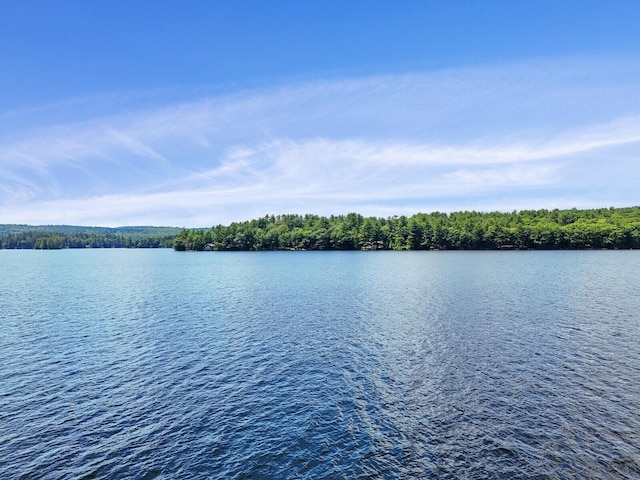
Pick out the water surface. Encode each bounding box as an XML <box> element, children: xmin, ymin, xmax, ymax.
<box><xmin>1</xmin><ymin>250</ymin><xmax>639</xmax><ymax>479</ymax></box>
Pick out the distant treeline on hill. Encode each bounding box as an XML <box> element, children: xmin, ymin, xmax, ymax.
<box><xmin>0</xmin><ymin>225</ymin><xmax>181</xmax><ymax>250</ymax></box>
<box><xmin>173</xmin><ymin>207</ymin><xmax>640</xmax><ymax>251</ymax></box>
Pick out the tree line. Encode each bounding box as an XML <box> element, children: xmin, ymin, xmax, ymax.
<box><xmin>0</xmin><ymin>232</ymin><xmax>175</xmax><ymax>249</ymax></box>
<box><xmin>173</xmin><ymin>207</ymin><xmax>640</xmax><ymax>251</ymax></box>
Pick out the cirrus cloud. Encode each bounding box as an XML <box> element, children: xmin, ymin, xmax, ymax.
<box><xmin>1</xmin><ymin>57</ymin><xmax>639</xmax><ymax>226</ymax></box>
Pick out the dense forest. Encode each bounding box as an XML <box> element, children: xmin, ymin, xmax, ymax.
<box><xmin>173</xmin><ymin>207</ymin><xmax>640</xmax><ymax>251</ymax></box>
<box><xmin>3</xmin><ymin>207</ymin><xmax>640</xmax><ymax>251</ymax></box>
<box><xmin>0</xmin><ymin>225</ymin><xmax>181</xmax><ymax>249</ymax></box>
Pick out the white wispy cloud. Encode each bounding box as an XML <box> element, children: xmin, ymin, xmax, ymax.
<box><xmin>1</xmin><ymin>57</ymin><xmax>639</xmax><ymax>226</ymax></box>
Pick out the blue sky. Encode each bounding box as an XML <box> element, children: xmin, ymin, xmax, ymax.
<box><xmin>1</xmin><ymin>1</ymin><xmax>639</xmax><ymax>227</ymax></box>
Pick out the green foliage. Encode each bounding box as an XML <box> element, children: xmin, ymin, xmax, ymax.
<box><xmin>6</xmin><ymin>208</ymin><xmax>639</xmax><ymax>251</ymax></box>
<box><xmin>173</xmin><ymin>207</ymin><xmax>640</xmax><ymax>251</ymax></box>
<box><xmin>0</xmin><ymin>225</ymin><xmax>181</xmax><ymax>249</ymax></box>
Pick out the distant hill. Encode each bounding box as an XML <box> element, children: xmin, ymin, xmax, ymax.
<box><xmin>0</xmin><ymin>224</ymin><xmax>182</xmax><ymax>237</ymax></box>
<box><xmin>0</xmin><ymin>225</ymin><xmax>183</xmax><ymax>249</ymax></box>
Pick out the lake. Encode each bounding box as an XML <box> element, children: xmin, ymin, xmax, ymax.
<box><xmin>1</xmin><ymin>249</ymin><xmax>639</xmax><ymax>479</ymax></box>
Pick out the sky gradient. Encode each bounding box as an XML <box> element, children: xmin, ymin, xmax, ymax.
<box><xmin>1</xmin><ymin>1</ymin><xmax>639</xmax><ymax>227</ymax></box>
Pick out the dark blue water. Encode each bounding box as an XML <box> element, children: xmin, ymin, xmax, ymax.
<box><xmin>1</xmin><ymin>250</ymin><xmax>639</xmax><ymax>479</ymax></box>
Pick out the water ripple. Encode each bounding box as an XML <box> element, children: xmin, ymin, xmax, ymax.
<box><xmin>0</xmin><ymin>250</ymin><xmax>639</xmax><ymax>479</ymax></box>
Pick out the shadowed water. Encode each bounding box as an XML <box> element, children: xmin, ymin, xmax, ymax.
<box><xmin>1</xmin><ymin>249</ymin><xmax>639</xmax><ymax>479</ymax></box>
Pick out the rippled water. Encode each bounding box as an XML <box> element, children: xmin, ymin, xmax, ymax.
<box><xmin>1</xmin><ymin>249</ymin><xmax>639</xmax><ymax>479</ymax></box>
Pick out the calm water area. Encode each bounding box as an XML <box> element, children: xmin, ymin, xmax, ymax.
<box><xmin>0</xmin><ymin>249</ymin><xmax>639</xmax><ymax>479</ymax></box>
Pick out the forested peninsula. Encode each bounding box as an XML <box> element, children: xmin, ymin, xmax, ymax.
<box><xmin>173</xmin><ymin>206</ymin><xmax>640</xmax><ymax>251</ymax></box>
